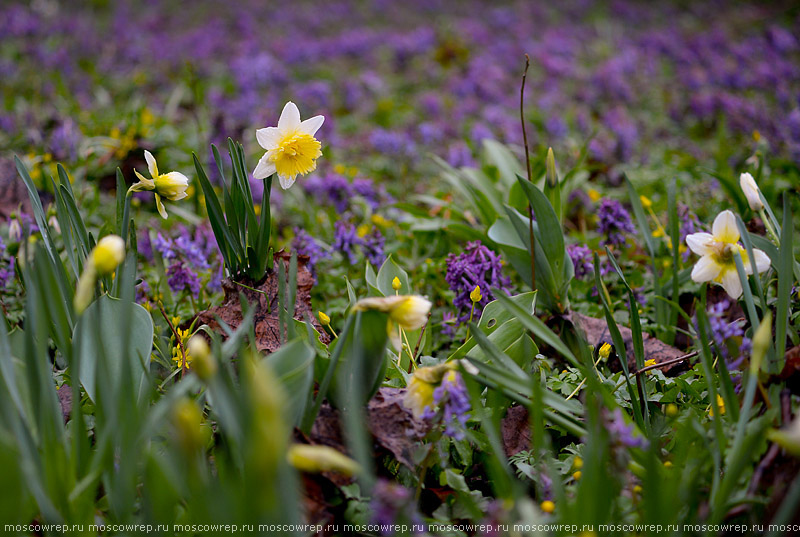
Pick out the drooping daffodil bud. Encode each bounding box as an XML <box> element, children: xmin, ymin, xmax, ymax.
<box><xmin>739</xmin><ymin>172</ymin><xmax>764</xmax><ymax>211</ymax></box>
<box><xmin>287</xmin><ymin>444</ymin><xmax>361</xmax><ymax>476</ymax></box>
<box><xmin>187</xmin><ymin>335</ymin><xmax>217</xmax><ymax>381</ymax></box>
<box><xmin>74</xmin><ymin>234</ymin><xmax>126</xmax><ymax>314</ymax></box>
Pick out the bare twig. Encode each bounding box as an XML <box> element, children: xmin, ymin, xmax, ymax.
<box><xmin>520</xmin><ymin>54</ymin><xmax>535</xmax><ymax>291</ymax></box>
<box><xmin>634</xmin><ymin>351</ymin><xmax>698</xmax><ymax>376</ymax></box>
<box><xmin>159</xmin><ymin>302</ymin><xmax>188</xmax><ymax>378</ymax></box>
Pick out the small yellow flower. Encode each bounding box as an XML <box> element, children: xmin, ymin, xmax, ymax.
<box><xmin>540</xmin><ymin>500</ymin><xmax>555</xmax><ymax>513</ymax></box>
<box><xmin>598</xmin><ymin>342</ymin><xmax>612</xmax><ymax>359</ymax></box>
<box><xmin>572</xmin><ymin>470</ymin><xmax>582</xmax><ymax>480</ymax></box>
<box><xmin>287</xmin><ymin>444</ymin><xmax>361</xmax><ymax>476</ymax></box>
<box><xmin>318</xmin><ymin>311</ymin><xmax>331</xmax><ymax>326</ymax></box>
<box><xmin>392</xmin><ymin>277</ymin><xmax>402</xmax><ymax>291</ymax></box>
<box><xmin>752</xmin><ymin>130</ymin><xmax>761</xmax><ymax>142</ymax></box>
<box><xmin>587</xmin><ymin>188</ymin><xmax>601</xmax><ymax>202</ymax></box>
<box><xmin>663</xmin><ymin>461</ymin><xmax>673</xmax><ymax>468</ymax></box>
<box><xmin>470</xmin><ymin>285</ymin><xmax>482</xmax><ymax>303</ymax></box>
<box><xmin>709</xmin><ymin>394</ymin><xmax>725</xmax><ymax>417</ymax></box>
<box><xmin>665</xmin><ymin>403</ymin><xmax>678</xmax><ymax>417</ymax></box>
<box><xmin>686</xmin><ymin>210</ymin><xmax>770</xmax><ymax>299</ymax></box>
<box><xmin>633</xmin><ymin>484</ymin><xmax>643</xmax><ymax>494</ymax></box>
<box><xmin>573</xmin><ymin>456</ymin><xmax>583</xmax><ymax>470</ymax></box>
<box><xmin>639</xmin><ymin>195</ymin><xmax>652</xmax><ymax>209</ymax></box>
<box><xmin>253</xmin><ymin>101</ymin><xmax>324</xmax><ymax>189</ymax></box>
<box><xmin>357</xmin><ymin>224</ymin><xmax>370</xmax><ymax>238</ymax></box>
<box><xmin>129</xmin><ymin>150</ymin><xmax>190</xmax><ymax>219</ymax></box>
<box><xmin>652</xmin><ymin>228</ymin><xmax>664</xmax><ymax>238</ymax></box>
<box><xmin>371</xmin><ymin>214</ymin><xmax>392</xmax><ymax>227</ymax></box>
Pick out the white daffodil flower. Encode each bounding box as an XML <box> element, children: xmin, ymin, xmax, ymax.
<box><xmin>685</xmin><ymin>210</ymin><xmax>770</xmax><ymax>299</ymax></box>
<box><xmin>129</xmin><ymin>150</ymin><xmax>190</xmax><ymax>219</ymax></box>
<box><xmin>253</xmin><ymin>101</ymin><xmax>324</xmax><ymax>189</ymax></box>
<box><xmin>739</xmin><ymin>172</ymin><xmax>764</xmax><ymax>211</ymax></box>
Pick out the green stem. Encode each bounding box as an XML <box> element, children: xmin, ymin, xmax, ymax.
<box><xmin>759</xmin><ymin>209</ymin><xmax>780</xmax><ymax>246</ymax></box>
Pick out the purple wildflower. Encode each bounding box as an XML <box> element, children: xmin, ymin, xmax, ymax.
<box><xmin>608</xmin><ymin>409</ymin><xmax>648</xmax><ymax>449</ymax></box>
<box><xmin>304</xmin><ymin>173</ymin><xmax>353</xmax><ymax>213</ymax></box>
<box><xmin>370</xmin><ymin>480</ymin><xmax>425</xmax><ymax>535</ymax></box>
<box><xmin>167</xmin><ymin>262</ymin><xmax>201</xmax><ymax>299</ymax></box>
<box><xmin>291</xmin><ymin>228</ymin><xmax>328</xmax><ymax>273</ymax></box>
<box><xmin>362</xmin><ymin>227</ymin><xmax>385</xmax><ymax>267</ymax></box>
<box><xmin>597</xmin><ymin>199</ymin><xmax>635</xmax><ymax>247</ymax></box>
<box><xmin>423</xmin><ymin>371</ymin><xmax>471</xmax><ymax>440</ymax></box>
<box><xmin>153</xmin><ymin>232</ymin><xmax>177</xmax><ymax>261</ymax></box>
<box><xmin>445</xmin><ymin>241</ymin><xmax>511</xmax><ymax>324</ymax></box>
<box><xmin>0</xmin><ymin>237</ymin><xmax>15</xmax><ymax>290</ymax></box>
<box><xmin>333</xmin><ymin>221</ymin><xmax>363</xmax><ymax>265</ymax></box>
<box><xmin>567</xmin><ymin>244</ymin><xmax>594</xmax><ymax>279</ymax></box>
<box><xmin>441</xmin><ymin>311</ymin><xmax>457</xmax><ymax>338</ymax></box>
<box><xmin>678</xmin><ymin>203</ymin><xmax>703</xmax><ymax>261</ymax></box>
<box><xmin>706</xmin><ymin>300</ymin><xmax>748</xmax><ymax>371</ymax></box>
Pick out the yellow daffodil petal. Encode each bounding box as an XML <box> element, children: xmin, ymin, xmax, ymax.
<box><xmin>144</xmin><ymin>149</ymin><xmax>158</xmax><ymax>177</ymax></box>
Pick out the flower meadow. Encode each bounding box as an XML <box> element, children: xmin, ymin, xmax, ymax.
<box><xmin>2</xmin><ymin>0</ymin><xmax>800</xmax><ymax>536</ymax></box>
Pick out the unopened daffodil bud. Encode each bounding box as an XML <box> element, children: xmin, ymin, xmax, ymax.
<box><xmin>74</xmin><ymin>235</ymin><xmax>126</xmax><ymax>314</ymax></box>
<box><xmin>750</xmin><ymin>312</ymin><xmax>771</xmax><ymax>375</ymax></box>
<box><xmin>172</xmin><ymin>397</ymin><xmax>206</xmax><ymax>455</ymax></box>
<box><xmin>187</xmin><ymin>335</ymin><xmax>216</xmax><ymax>380</ymax></box>
<box><xmin>470</xmin><ymin>285</ymin><xmax>482</xmax><ymax>303</ymax></box>
<box><xmin>91</xmin><ymin>235</ymin><xmax>126</xmax><ymax>275</ymax></box>
<box><xmin>739</xmin><ymin>172</ymin><xmax>764</xmax><ymax>211</ymax></box>
<box><xmin>392</xmin><ymin>276</ymin><xmax>402</xmax><ymax>291</ymax></box>
<box><xmin>8</xmin><ymin>216</ymin><xmax>21</xmax><ymax>243</ymax></box>
<box><xmin>546</xmin><ymin>147</ymin><xmax>558</xmax><ymax>188</ymax></box>
<box><xmin>287</xmin><ymin>444</ymin><xmax>361</xmax><ymax>476</ymax></box>
<box><xmin>318</xmin><ymin>311</ymin><xmax>331</xmax><ymax>326</ymax></box>
<box><xmin>768</xmin><ymin>417</ymin><xmax>800</xmax><ymax>457</ymax></box>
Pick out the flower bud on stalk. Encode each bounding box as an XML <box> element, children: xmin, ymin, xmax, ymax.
<box><xmin>74</xmin><ymin>235</ymin><xmax>125</xmax><ymax>314</ymax></box>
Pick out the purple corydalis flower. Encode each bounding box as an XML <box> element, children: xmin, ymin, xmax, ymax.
<box><xmin>0</xmin><ymin>237</ymin><xmax>15</xmax><ymax>290</ymax></box>
<box><xmin>167</xmin><ymin>262</ymin><xmax>201</xmax><ymax>298</ymax></box>
<box><xmin>567</xmin><ymin>244</ymin><xmax>594</xmax><ymax>279</ymax></box>
<box><xmin>597</xmin><ymin>199</ymin><xmax>635</xmax><ymax>247</ymax></box>
<box><xmin>445</xmin><ymin>241</ymin><xmax>511</xmax><ymax>324</ymax></box>
<box><xmin>369</xmin><ymin>480</ymin><xmax>425</xmax><ymax>535</ymax></box>
<box><xmin>705</xmin><ymin>300</ymin><xmax>748</xmax><ymax>371</ymax></box>
<box><xmin>423</xmin><ymin>371</ymin><xmax>471</xmax><ymax>440</ymax></box>
<box><xmin>678</xmin><ymin>202</ymin><xmax>704</xmax><ymax>262</ymax></box>
<box><xmin>291</xmin><ymin>228</ymin><xmax>328</xmax><ymax>273</ymax></box>
<box><xmin>608</xmin><ymin>408</ymin><xmax>648</xmax><ymax>449</ymax></box>
<box><xmin>333</xmin><ymin>221</ymin><xmax>362</xmax><ymax>265</ymax></box>
<box><xmin>362</xmin><ymin>227</ymin><xmax>385</xmax><ymax>267</ymax></box>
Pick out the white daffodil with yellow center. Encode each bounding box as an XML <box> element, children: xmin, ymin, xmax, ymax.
<box><xmin>129</xmin><ymin>150</ymin><xmax>189</xmax><ymax>219</ymax></box>
<box><xmin>253</xmin><ymin>101</ymin><xmax>324</xmax><ymax>189</ymax></box>
<box><xmin>685</xmin><ymin>210</ymin><xmax>770</xmax><ymax>299</ymax></box>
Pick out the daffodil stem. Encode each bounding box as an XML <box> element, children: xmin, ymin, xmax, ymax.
<box><xmin>519</xmin><ymin>54</ymin><xmax>536</xmax><ymax>292</ymax></box>
<box><xmin>327</xmin><ymin>325</ymin><xmax>338</xmax><ymax>339</ymax></box>
<box><xmin>759</xmin><ymin>209</ymin><xmax>780</xmax><ymax>246</ymax></box>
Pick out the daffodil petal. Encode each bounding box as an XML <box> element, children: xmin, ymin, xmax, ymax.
<box><xmin>278</xmin><ymin>101</ymin><xmax>301</xmax><ymax>133</ymax></box>
<box><xmin>158</xmin><ymin>171</ymin><xmax>190</xmax><ymax>200</ymax></box>
<box><xmin>298</xmin><ymin>115</ymin><xmax>324</xmax><ymax>136</ymax></box>
<box><xmin>691</xmin><ymin>255</ymin><xmax>720</xmax><ymax>283</ymax></box>
<box><xmin>144</xmin><ymin>150</ymin><xmax>158</xmax><ymax>178</ymax></box>
<box><xmin>686</xmin><ymin>232</ymin><xmax>715</xmax><ymax>256</ymax></box>
<box><xmin>753</xmin><ymin>248</ymin><xmax>771</xmax><ymax>273</ymax></box>
<box><xmin>253</xmin><ymin>153</ymin><xmax>277</xmax><ymax>180</ymax></box>
<box><xmin>278</xmin><ymin>173</ymin><xmax>297</xmax><ymax>190</ymax></box>
<box><xmin>712</xmin><ymin>210</ymin><xmax>739</xmax><ymax>244</ymax></box>
<box><xmin>720</xmin><ymin>267</ymin><xmax>743</xmax><ymax>299</ymax></box>
<box><xmin>256</xmin><ymin>127</ymin><xmax>281</xmax><ymax>150</ymax></box>
<box><xmin>154</xmin><ymin>193</ymin><xmax>168</xmax><ymax>219</ymax></box>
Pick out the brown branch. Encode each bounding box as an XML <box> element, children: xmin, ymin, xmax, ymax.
<box><xmin>634</xmin><ymin>351</ymin><xmax>698</xmax><ymax>376</ymax></box>
<box><xmin>159</xmin><ymin>302</ymin><xmax>188</xmax><ymax>378</ymax></box>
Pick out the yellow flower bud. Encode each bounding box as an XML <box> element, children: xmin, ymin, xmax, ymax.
<box><xmin>392</xmin><ymin>276</ymin><xmax>402</xmax><ymax>291</ymax></box>
<box><xmin>318</xmin><ymin>311</ymin><xmax>331</xmax><ymax>326</ymax></box>
<box><xmin>540</xmin><ymin>500</ymin><xmax>555</xmax><ymax>513</ymax></box>
<box><xmin>287</xmin><ymin>444</ymin><xmax>361</xmax><ymax>476</ymax></box>
<box><xmin>172</xmin><ymin>398</ymin><xmax>206</xmax><ymax>455</ymax></box>
<box><xmin>639</xmin><ymin>195</ymin><xmax>652</xmax><ymax>209</ymax></box>
<box><xmin>470</xmin><ymin>285</ymin><xmax>482</xmax><ymax>303</ymax></box>
<box><xmin>572</xmin><ymin>470</ymin><xmax>582</xmax><ymax>480</ymax></box>
<box><xmin>188</xmin><ymin>335</ymin><xmax>216</xmax><ymax>380</ymax></box>
<box><xmin>91</xmin><ymin>235</ymin><xmax>126</xmax><ymax>275</ymax></box>
<box><xmin>665</xmin><ymin>403</ymin><xmax>678</xmax><ymax>417</ymax></box>
<box><xmin>573</xmin><ymin>456</ymin><xmax>583</xmax><ymax>470</ymax></box>
<box><xmin>598</xmin><ymin>342</ymin><xmax>612</xmax><ymax>359</ymax></box>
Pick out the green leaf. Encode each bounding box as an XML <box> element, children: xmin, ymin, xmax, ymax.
<box><xmin>73</xmin><ymin>296</ymin><xmax>154</xmax><ymax>402</ymax></box>
<box><xmin>376</xmin><ymin>255</ymin><xmax>410</xmax><ymax>296</ymax></box>
<box><xmin>264</xmin><ymin>338</ymin><xmax>315</xmax><ymax>427</ymax></box>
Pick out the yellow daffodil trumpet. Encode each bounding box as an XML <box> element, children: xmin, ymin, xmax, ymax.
<box><xmin>128</xmin><ymin>150</ymin><xmax>190</xmax><ymax>219</ymax></box>
<box><xmin>685</xmin><ymin>210</ymin><xmax>769</xmax><ymax>299</ymax></box>
<box><xmin>253</xmin><ymin>101</ymin><xmax>324</xmax><ymax>189</ymax></box>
